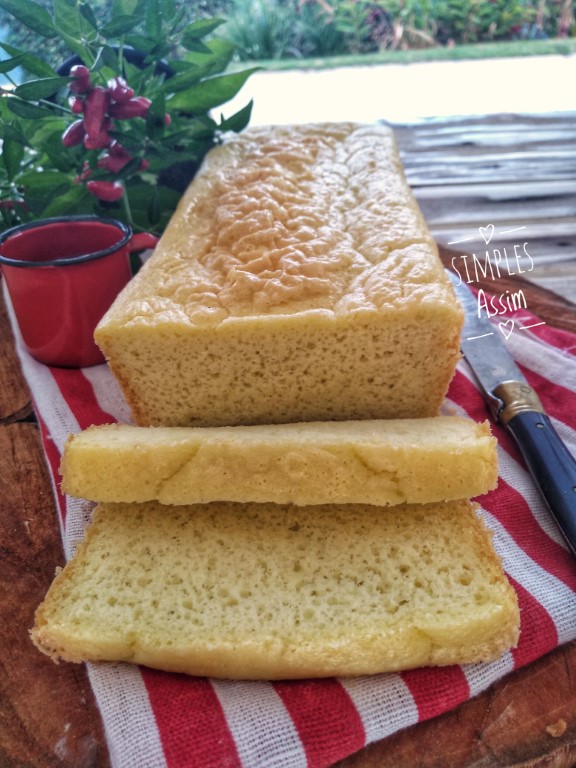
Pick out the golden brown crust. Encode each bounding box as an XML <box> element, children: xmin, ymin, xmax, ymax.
<box><xmin>95</xmin><ymin>122</ymin><xmax>463</xmax><ymax>427</ymax></box>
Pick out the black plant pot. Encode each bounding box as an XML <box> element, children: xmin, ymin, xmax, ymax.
<box><xmin>56</xmin><ymin>46</ymin><xmax>175</xmax><ymax>79</ymax></box>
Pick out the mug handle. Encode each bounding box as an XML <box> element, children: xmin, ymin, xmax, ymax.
<box><xmin>127</xmin><ymin>232</ymin><xmax>159</xmax><ymax>273</ymax></box>
<box><xmin>129</xmin><ymin>232</ymin><xmax>159</xmax><ymax>252</ymax></box>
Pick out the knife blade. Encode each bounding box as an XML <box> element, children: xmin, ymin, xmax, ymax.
<box><xmin>447</xmin><ymin>270</ymin><xmax>576</xmax><ymax>556</ymax></box>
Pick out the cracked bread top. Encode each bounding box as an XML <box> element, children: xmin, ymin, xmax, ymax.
<box><xmin>99</xmin><ymin>122</ymin><xmax>455</xmax><ymax>328</ymax></box>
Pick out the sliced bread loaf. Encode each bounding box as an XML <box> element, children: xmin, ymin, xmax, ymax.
<box><xmin>31</xmin><ymin>499</ymin><xmax>519</xmax><ymax>680</ymax></box>
<box><xmin>60</xmin><ymin>417</ymin><xmax>497</xmax><ymax>506</ymax></box>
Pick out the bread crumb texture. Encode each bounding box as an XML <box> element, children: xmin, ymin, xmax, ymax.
<box><xmin>32</xmin><ymin>499</ymin><xmax>519</xmax><ymax>679</ymax></box>
<box><xmin>95</xmin><ymin>122</ymin><xmax>463</xmax><ymax>426</ymax></box>
<box><xmin>60</xmin><ymin>417</ymin><xmax>498</xmax><ymax>506</ymax></box>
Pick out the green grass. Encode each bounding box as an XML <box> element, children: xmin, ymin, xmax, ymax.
<box><xmin>232</xmin><ymin>37</ymin><xmax>576</xmax><ymax>72</ymax></box>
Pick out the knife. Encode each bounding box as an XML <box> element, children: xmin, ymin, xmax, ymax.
<box><xmin>447</xmin><ymin>270</ymin><xmax>576</xmax><ymax>556</ymax></box>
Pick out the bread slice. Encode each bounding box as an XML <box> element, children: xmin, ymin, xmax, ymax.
<box><xmin>60</xmin><ymin>417</ymin><xmax>498</xmax><ymax>506</ymax></box>
<box><xmin>94</xmin><ymin>122</ymin><xmax>463</xmax><ymax>427</ymax></box>
<box><xmin>31</xmin><ymin>499</ymin><xmax>519</xmax><ymax>680</ymax></box>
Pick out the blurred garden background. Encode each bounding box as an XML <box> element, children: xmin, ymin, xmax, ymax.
<box><xmin>1</xmin><ymin>0</ymin><xmax>575</xmax><ymax>75</ymax></box>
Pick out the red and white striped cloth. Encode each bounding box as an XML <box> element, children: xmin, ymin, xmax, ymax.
<box><xmin>10</xmin><ymin>294</ymin><xmax>576</xmax><ymax>768</ymax></box>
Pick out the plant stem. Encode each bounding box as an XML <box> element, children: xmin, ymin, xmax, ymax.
<box><xmin>121</xmin><ymin>185</ymin><xmax>136</xmax><ymax>230</ymax></box>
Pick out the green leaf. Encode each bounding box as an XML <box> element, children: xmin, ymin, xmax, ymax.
<box><xmin>53</xmin><ymin>0</ymin><xmax>95</xmax><ymax>42</ymax></box>
<box><xmin>168</xmin><ymin>68</ymin><xmax>259</xmax><ymax>113</ymax></box>
<box><xmin>123</xmin><ymin>34</ymin><xmax>157</xmax><ymax>54</ymax></box>
<box><xmin>112</xmin><ymin>0</ymin><xmax>141</xmax><ymax>16</ymax></box>
<box><xmin>14</xmin><ymin>77</ymin><xmax>70</xmax><ymax>101</ymax></box>
<box><xmin>162</xmin><ymin>67</ymin><xmax>204</xmax><ymax>94</ymax></box>
<box><xmin>94</xmin><ymin>45</ymin><xmax>121</xmax><ymax>72</ymax></box>
<box><xmin>17</xmin><ymin>169</ymin><xmax>71</xmax><ymax>193</ymax></box>
<box><xmin>56</xmin><ymin>32</ymin><xmax>95</xmax><ymax>62</ymax></box>
<box><xmin>181</xmin><ymin>39</ymin><xmax>213</xmax><ymax>55</ymax></box>
<box><xmin>217</xmin><ymin>100</ymin><xmax>253</xmax><ymax>133</ymax></box>
<box><xmin>181</xmin><ymin>18</ymin><xmax>225</xmax><ymax>48</ymax></box>
<box><xmin>184</xmin><ymin>39</ymin><xmax>236</xmax><ymax>78</ymax></box>
<box><xmin>0</xmin><ymin>44</ymin><xmax>56</xmax><ymax>77</ymax></box>
<box><xmin>182</xmin><ymin>18</ymin><xmax>226</xmax><ymax>39</ymax></box>
<box><xmin>146</xmin><ymin>92</ymin><xmax>167</xmax><ymax>141</ymax></box>
<box><xmin>0</xmin><ymin>121</ymin><xmax>30</xmax><ymax>146</ymax></box>
<box><xmin>144</xmin><ymin>0</ymin><xmax>161</xmax><ymax>39</ymax></box>
<box><xmin>40</xmin><ymin>184</ymin><xmax>93</xmax><ymax>218</ymax></box>
<box><xmin>79</xmin><ymin>1</ymin><xmax>99</xmax><ymax>31</ymax></box>
<box><xmin>0</xmin><ymin>55</ymin><xmax>27</xmax><ymax>74</ymax></box>
<box><xmin>100</xmin><ymin>15</ymin><xmax>146</xmax><ymax>38</ymax></box>
<box><xmin>0</xmin><ymin>0</ymin><xmax>58</xmax><ymax>37</ymax></box>
<box><xmin>6</xmin><ymin>99</ymin><xmax>54</xmax><ymax>120</ymax></box>
<box><xmin>1</xmin><ymin>139</ymin><xmax>25</xmax><ymax>181</ymax></box>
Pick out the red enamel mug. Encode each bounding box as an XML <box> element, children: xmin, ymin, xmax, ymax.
<box><xmin>0</xmin><ymin>216</ymin><xmax>158</xmax><ymax>368</ymax></box>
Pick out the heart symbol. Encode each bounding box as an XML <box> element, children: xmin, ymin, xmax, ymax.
<box><xmin>498</xmin><ymin>319</ymin><xmax>514</xmax><ymax>340</ymax></box>
<box><xmin>479</xmin><ymin>224</ymin><xmax>495</xmax><ymax>244</ymax></box>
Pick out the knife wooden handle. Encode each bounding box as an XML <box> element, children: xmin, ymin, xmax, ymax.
<box><xmin>504</xmin><ymin>411</ymin><xmax>576</xmax><ymax>556</ymax></box>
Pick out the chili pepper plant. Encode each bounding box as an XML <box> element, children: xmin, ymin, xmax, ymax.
<box><xmin>0</xmin><ymin>0</ymin><xmax>256</xmax><ymax>236</ymax></box>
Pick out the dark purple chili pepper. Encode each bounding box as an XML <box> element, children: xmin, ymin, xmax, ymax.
<box><xmin>108</xmin><ymin>96</ymin><xmax>151</xmax><ymax>119</ymax></box>
<box><xmin>61</xmin><ymin>119</ymin><xmax>86</xmax><ymax>147</ymax></box>
<box><xmin>84</xmin><ymin>130</ymin><xmax>112</xmax><ymax>150</ymax></box>
<box><xmin>68</xmin><ymin>95</ymin><xmax>84</xmax><ymax>114</ymax></box>
<box><xmin>69</xmin><ymin>64</ymin><xmax>92</xmax><ymax>94</ymax></box>
<box><xmin>107</xmin><ymin>76</ymin><xmax>135</xmax><ymax>103</ymax></box>
<box><xmin>98</xmin><ymin>145</ymin><xmax>132</xmax><ymax>173</ymax></box>
<box><xmin>83</xmin><ymin>86</ymin><xmax>111</xmax><ymax>141</ymax></box>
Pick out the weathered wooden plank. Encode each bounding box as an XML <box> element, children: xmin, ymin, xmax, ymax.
<box><xmin>427</xmin><ymin>218</ymin><xmax>576</xmax><ymax>240</ymax></box>
<box><xmin>402</xmin><ymin>160</ymin><xmax>576</xmax><ymax>185</ymax></box>
<box><xmin>0</xmin><ymin>286</ymin><xmax>33</xmax><ymax>424</ymax></box>
<box><xmin>394</xmin><ymin>112</ymin><xmax>576</xmax><ymax>188</ymax></box>
<box><xmin>393</xmin><ymin>112</ymin><xmax>576</xmax><ymax>302</ymax></box>
<box><xmin>412</xmin><ymin>179</ymin><xmax>576</xmax><ymax>201</ymax></box>
<box><xmin>398</xmin><ymin>128</ymin><xmax>576</xmax><ymax>151</ymax></box>
<box><xmin>0</xmin><ymin>421</ymin><xmax>110</xmax><ymax>768</ymax></box>
<box><xmin>417</xmin><ymin>199</ymin><xmax>576</xmax><ymax>229</ymax></box>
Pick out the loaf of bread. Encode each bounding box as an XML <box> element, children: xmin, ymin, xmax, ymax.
<box><xmin>95</xmin><ymin>122</ymin><xmax>463</xmax><ymax>427</ymax></box>
<box><xmin>60</xmin><ymin>416</ymin><xmax>497</xmax><ymax>506</ymax></box>
<box><xmin>31</xmin><ymin>499</ymin><xmax>519</xmax><ymax>679</ymax></box>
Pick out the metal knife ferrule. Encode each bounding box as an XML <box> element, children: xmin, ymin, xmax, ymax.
<box><xmin>492</xmin><ymin>380</ymin><xmax>546</xmax><ymax>425</ymax></box>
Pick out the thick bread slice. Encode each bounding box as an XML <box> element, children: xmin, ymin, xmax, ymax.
<box><xmin>32</xmin><ymin>500</ymin><xmax>520</xmax><ymax>680</ymax></box>
<box><xmin>60</xmin><ymin>417</ymin><xmax>497</xmax><ymax>506</ymax></box>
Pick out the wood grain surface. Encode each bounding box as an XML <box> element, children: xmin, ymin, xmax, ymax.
<box><xmin>1</xmin><ymin>112</ymin><xmax>575</xmax><ymax>768</ymax></box>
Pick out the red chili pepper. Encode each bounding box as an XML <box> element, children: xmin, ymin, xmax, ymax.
<box><xmin>68</xmin><ymin>95</ymin><xmax>84</xmax><ymax>114</ymax></box>
<box><xmin>70</xmin><ymin>64</ymin><xmax>90</xmax><ymax>79</ymax></box>
<box><xmin>69</xmin><ymin>64</ymin><xmax>92</xmax><ymax>94</ymax></box>
<box><xmin>83</xmin><ymin>86</ymin><xmax>111</xmax><ymax>141</ymax></box>
<box><xmin>108</xmin><ymin>141</ymin><xmax>128</xmax><ymax>157</ymax></box>
<box><xmin>62</xmin><ymin>119</ymin><xmax>86</xmax><ymax>147</ymax></box>
<box><xmin>108</xmin><ymin>96</ymin><xmax>151</xmax><ymax>119</ymax></box>
<box><xmin>107</xmin><ymin>76</ymin><xmax>135</xmax><ymax>103</ymax></box>
<box><xmin>83</xmin><ymin>130</ymin><xmax>112</xmax><ymax>150</ymax></box>
<box><xmin>86</xmin><ymin>180</ymin><xmax>124</xmax><ymax>202</ymax></box>
<box><xmin>0</xmin><ymin>198</ymin><xmax>28</xmax><ymax>211</ymax></box>
<box><xmin>98</xmin><ymin>145</ymin><xmax>132</xmax><ymax>173</ymax></box>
